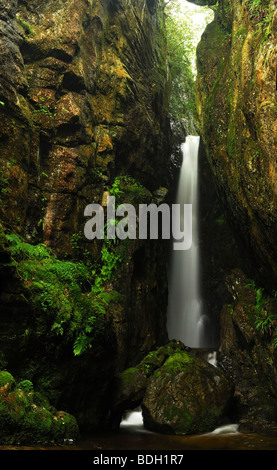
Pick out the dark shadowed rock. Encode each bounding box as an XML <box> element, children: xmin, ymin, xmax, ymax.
<box><xmin>0</xmin><ymin>370</ymin><xmax>79</xmax><ymax>445</ymax></box>
<box><xmin>218</xmin><ymin>269</ymin><xmax>277</xmax><ymax>434</ymax></box>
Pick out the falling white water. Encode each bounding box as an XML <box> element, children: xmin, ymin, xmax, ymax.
<box><xmin>167</xmin><ymin>135</ymin><xmax>212</xmax><ymax>349</ymax></box>
<box><xmin>209</xmin><ymin>424</ymin><xmax>240</xmax><ymax>435</ymax></box>
<box><xmin>120</xmin><ymin>407</ymin><xmax>153</xmax><ymax>434</ymax></box>
<box><xmin>120</xmin><ymin>408</ymin><xmax>144</xmax><ymax>428</ymax></box>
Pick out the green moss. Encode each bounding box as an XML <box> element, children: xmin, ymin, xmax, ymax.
<box><xmin>121</xmin><ymin>367</ymin><xmax>140</xmax><ymax>386</ymax></box>
<box><xmin>226</xmin><ymin>120</ymin><xmax>237</xmax><ymax>157</ymax></box>
<box><xmin>139</xmin><ymin>342</ymin><xmax>191</xmax><ymax>376</ymax></box>
<box><xmin>110</xmin><ymin>175</ymin><xmax>150</xmax><ymax>205</ymax></box>
<box><xmin>227</xmin><ymin>305</ymin><xmax>234</xmax><ymax>316</ymax></box>
<box><xmin>152</xmin><ymin>369</ymin><xmax>161</xmax><ymax>379</ymax></box>
<box><xmin>0</xmin><ymin>371</ymin><xmax>15</xmax><ymax>390</ymax></box>
<box><xmin>161</xmin><ymin>352</ymin><xmax>194</xmax><ymax>375</ymax></box>
<box><xmin>235</xmin><ymin>27</ymin><xmax>247</xmax><ymax>39</ymax></box>
<box><xmin>205</xmin><ymin>56</ymin><xmax>229</xmax><ymax>117</ymax></box>
<box><xmin>211</xmin><ymin>57</ymin><xmax>228</xmax><ymax>95</ymax></box>
<box><xmin>118</xmin><ymin>342</ymin><xmax>192</xmax><ymax>399</ymax></box>
<box><xmin>18</xmin><ymin>380</ymin><xmax>34</xmax><ymax>394</ymax></box>
<box><xmin>0</xmin><ymin>370</ymin><xmax>79</xmax><ymax>445</ymax></box>
<box><xmin>15</xmin><ymin>17</ymin><xmax>35</xmax><ymax>36</ymax></box>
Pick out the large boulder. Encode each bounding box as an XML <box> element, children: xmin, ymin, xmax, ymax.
<box><xmin>111</xmin><ymin>341</ymin><xmax>186</xmax><ymax>427</ymax></box>
<box><xmin>112</xmin><ymin>341</ymin><xmax>233</xmax><ymax>435</ymax></box>
<box><xmin>142</xmin><ymin>348</ymin><xmax>232</xmax><ymax>435</ymax></box>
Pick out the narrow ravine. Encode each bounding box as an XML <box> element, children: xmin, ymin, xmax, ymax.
<box><xmin>167</xmin><ymin>135</ymin><xmax>215</xmax><ymax>350</ymax></box>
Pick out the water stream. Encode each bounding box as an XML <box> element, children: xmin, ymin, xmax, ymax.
<box><xmin>167</xmin><ymin>135</ymin><xmax>213</xmax><ymax>349</ymax></box>
<box><xmin>117</xmin><ymin>136</ymin><xmax>222</xmax><ymax>440</ymax></box>
<box><xmin>116</xmin><ymin>137</ymin><xmax>224</xmax><ymax>440</ymax></box>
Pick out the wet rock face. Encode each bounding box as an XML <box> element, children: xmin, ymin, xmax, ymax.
<box><xmin>218</xmin><ymin>269</ymin><xmax>277</xmax><ymax>433</ymax></box>
<box><xmin>196</xmin><ymin>0</ymin><xmax>277</xmax><ymax>433</ymax></box>
<box><xmin>0</xmin><ymin>0</ymin><xmax>171</xmax><ymax>430</ymax></box>
<box><xmin>0</xmin><ymin>0</ymin><xmax>171</xmax><ymax>254</ymax></box>
<box><xmin>196</xmin><ymin>0</ymin><xmax>277</xmax><ymax>289</ymax></box>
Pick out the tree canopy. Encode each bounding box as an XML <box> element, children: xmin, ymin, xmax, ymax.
<box><xmin>165</xmin><ymin>0</ymin><xmax>214</xmax><ymax>133</ymax></box>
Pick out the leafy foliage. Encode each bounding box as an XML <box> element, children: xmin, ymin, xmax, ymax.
<box><xmin>245</xmin><ymin>0</ymin><xmax>275</xmax><ymax>39</ymax></box>
<box><xmin>165</xmin><ymin>1</ymin><xmax>213</xmax><ymax>131</ymax></box>
<box><xmin>110</xmin><ymin>175</ymin><xmax>148</xmax><ymax>202</ymax></box>
<box><xmin>253</xmin><ymin>285</ymin><xmax>277</xmax><ymax>344</ymax></box>
<box><xmin>6</xmin><ymin>233</ymin><xmax>124</xmax><ymax>356</ymax></box>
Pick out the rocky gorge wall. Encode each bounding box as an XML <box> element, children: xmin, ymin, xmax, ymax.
<box><xmin>0</xmin><ymin>0</ymin><xmax>171</xmax><ymax>251</ymax></box>
<box><xmin>196</xmin><ymin>0</ymin><xmax>277</xmax><ymax>290</ymax></box>
<box><xmin>194</xmin><ymin>0</ymin><xmax>277</xmax><ymax>433</ymax></box>
<box><xmin>0</xmin><ymin>0</ymin><xmax>171</xmax><ymax>436</ymax></box>
<box><xmin>2</xmin><ymin>0</ymin><xmax>277</xmax><ymax>442</ymax></box>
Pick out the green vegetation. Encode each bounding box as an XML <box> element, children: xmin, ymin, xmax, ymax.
<box><xmin>0</xmin><ymin>370</ymin><xmax>79</xmax><ymax>445</ymax></box>
<box><xmin>34</xmin><ymin>98</ymin><xmax>55</xmax><ymax>118</ymax></box>
<box><xmin>245</xmin><ymin>0</ymin><xmax>274</xmax><ymax>40</ymax></box>
<box><xmin>5</xmin><ymin>232</ymin><xmax>124</xmax><ymax>357</ymax></box>
<box><xmin>165</xmin><ymin>5</ymin><xmax>196</xmax><ymax>124</ymax></box>
<box><xmin>165</xmin><ymin>1</ymin><xmax>213</xmax><ymax>131</ymax></box>
<box><xmin>0</xmin><ymin>371</ymin><xmax>15</xmax><ymax>390</ymax></box>
<box><xmin>120</xmin><ymin>341</ymin><xmax>191</xmax><ymax>385</ymax></box>
<box><xmin>2</xmin><ymin>174</ymin><xmax>147</xmax><ymax>357</ymax></box>
<box><xmin>110</xmin><ymin>175</ymin><xmax>149</xmax><ymax>202</ymax></box>
<box><xmin>254</xmin><ymin>287</ymin><xmax>277</xmax><ymax>342</ymax></box>
<box><xmin>15</xmin><ymin>17</ymin><xmax>35</xmax><ymax>36</ymax></box>
<box><xmin>162</xmin><ymin>351</ymin><xmax>193</xmax><ymax>374</ymax></box>
<box><xmin>243</xmin><ymin>281</ymin><xmax>277</xmax><ymax>345</ymax></box>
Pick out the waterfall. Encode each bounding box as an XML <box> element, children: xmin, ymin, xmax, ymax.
<box><xmin>121</xmin><ymin>408</ymin><xmax>144</xmax><ymax>429</ymax></box>
<box><xmin>167</xmin><ymin>135</ymin><xmax>212</xmax><ymax>349</ymax></box>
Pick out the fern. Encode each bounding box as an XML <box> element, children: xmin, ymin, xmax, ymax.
<box><xmin>6</xmin><ymin>233</ymin><xmax>51</xmax><ymax>260</ymax></box>
<box><xmin>6</xmin><ymin>233</ymin><xmax>124</xmax><ymax>356</ymax></box>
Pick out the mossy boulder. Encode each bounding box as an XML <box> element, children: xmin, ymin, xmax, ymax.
<box><xmin>111</xmin><ymin>341</ymin><xmax>188</xmax><ymax>427</ymax></box>
<box><xmin>0</xmin><ymin>370</ymin><xmax>79</xmax><ymax>445</ymax></box>
<box><xmin>111</xmin><ymin>341</ymin><xmax>232</xmax><ymax>434</ymax></box>
<box><xmin>0</xmin><ymin>371</ymin><xmax>15</xmax><ymax>393</ymax></box>
<box><xmin>142</xmin><ymin>349</ymin><xmax>232</xmax><ymax>435</ymax></box>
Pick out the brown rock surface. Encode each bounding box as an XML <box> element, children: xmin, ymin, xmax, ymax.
<box><xmin>0</xmin><ymin>0</ymin><xmax>171</xmax><ymax>431</ymax></box>
<box><xmin>196</xmin><ymin>0</ymin><xmax>277</xmax><ymax>289</ymax></box>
